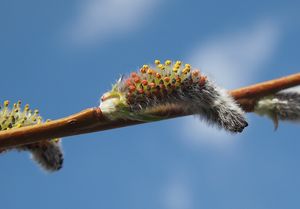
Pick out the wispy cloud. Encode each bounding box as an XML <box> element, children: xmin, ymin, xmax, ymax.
<box><xmin>65</xmin><ymin>0</ymin><xmax>161</xmax><ymax>46</ymax></box>
<box><xmin>161</xmin><ymin>173</ymin><xmax>193</xmax><ymax>209</ymax></box>
<box><xmin>181</xmin><ymin>19</ymin><xmax>282</xmax><ymax>148</ymax></box>
<box><xmin>187</xmin><ymin>19</ymin><xmax>281</xmax><ymax>89</ymax></box>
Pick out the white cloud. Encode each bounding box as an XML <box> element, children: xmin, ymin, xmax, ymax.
<box><xmin>181</xmin><ymin>19</ymin><xmax>281</xmax><ymax>148</ymax></box>
<box><xmin>161</xmin><ymin>173</ymin><xmax>193</xmax><ymax>209</ymax></box>
<box><xmin>187</xmin><ymin>19</ymin><xmax>280</xmax><ymax>89</ymax></box>
<box><xmin>181</xmin><ymin>116</ymin><xmax>238</xmax><ymax>149</ymax></box>
<box><xmin>65</xmin><ymin>0</ymin><xmax>161</xmax><ymax>46</ymax></box>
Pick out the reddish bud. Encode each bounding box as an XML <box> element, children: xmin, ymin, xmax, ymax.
<box><xmin>134</xmin><ymin>76</ymin><xmax>141</xmax><ymax>83</ymax></box>
<box><xmin>192</xmin><ymin>70</ymin><xmax>199</xmax><ymax>77</ymax></box>
<box><xmin>129</xmin><ymin>85</ymin><xmax>136</xmax><ymax>92</ymax></box>
<box><xmin>131</xmin><ymin>72</ymin><xmax>138</xmax><ymax>78</ymax></box>
<box><xmin>164</xmin><ymin>77</ymin><xmax>170</xmax><ymax>82</ymax></box>
<box><xmin>138</xmin><ymin>89</ymin><xmax>144</xmax><ymax>94</ymax></box>
<box><xmin>125</xmin><ymin>78</ymin><xmax>132</xmax><ymax>86</ymax></box>
<box><xmin>199</xmin><ymin>76</ymin><xmax>207</xmax><ymax>86</ymax></box>
<box><xmin>141</xmin><ymin>80</ymin><xmax>148</xmax><ymax>85</ymax></box>
<box><xmin>149</xmin><ymin>82</ymin><xmax>156</xmax><ymax>89</ymax></box>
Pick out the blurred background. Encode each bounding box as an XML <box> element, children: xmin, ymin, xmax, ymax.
<box><xmin>1</xmin><ymin>0</ymin><xmax>300</xmax><ymax>208</ymax></box>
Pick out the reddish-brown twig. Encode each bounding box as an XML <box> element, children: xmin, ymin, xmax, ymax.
<box><xmin>0</xmin><ymin>73</ymin><xmax>299</xmax><ymax>149</ymax></box>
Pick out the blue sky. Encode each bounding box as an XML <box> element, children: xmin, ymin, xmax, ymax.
<box><xmin>1</xmin><ymin>0</ymin><xmax>300</xmax><ymax>209</ymax></box>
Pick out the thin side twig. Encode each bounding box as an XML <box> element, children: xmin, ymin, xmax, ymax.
<box><xmin>0</xmin><ymin>73</ymin><xmax>299</xmax><ymax>149</ymax></box>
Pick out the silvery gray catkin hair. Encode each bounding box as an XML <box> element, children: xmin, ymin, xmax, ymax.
<box><xmin>185</xmin><ymin>80</ymin><xmax>248</xmax><ymax>133</ymax></box>
<box><xmin>17</xmin><ymin>140</ymin><xmax>63</xmax><ymax>171</ymax></box>
<box><xmin>0</xmin><ymin>100</ymin><xmax>63</xmax><ymax>171</ymax></box>
<box><xmin>100</xmin><ymin>60</ymin><xmax>248</xmax><ymax>133</ymax></box>
<box><xmin>255</xmin><ymin>91</ymin><xmax>300</xmax><ymax>129</ymax></box>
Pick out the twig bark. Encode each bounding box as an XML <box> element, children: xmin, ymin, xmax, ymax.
<box><xmin>0</xmin><ymin>73</ymin><xmax>299</xmax><ymax>149</ymax></box>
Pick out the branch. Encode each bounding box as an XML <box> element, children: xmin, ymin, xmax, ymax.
<box><xmin>0</xmin><ymin>73</ymin><xmax>299</xmax><ymax>149</ymax></box>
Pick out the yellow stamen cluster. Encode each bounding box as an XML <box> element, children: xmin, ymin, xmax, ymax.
<box><xmin>154</xmin><ymin>60</ymin><xmax>160</xmax><ymax>65</ymax></box>
<box><xmin>114</xmin><ymin>59</ymin><xmax>206</xmax><ymax>108</ymax></box>
<box><xmin>182</xmin><ymin>64</ymin><xmax>191</xmax><ymax>74</ymax></box>
<box><xmin>0</xmin><ymin>100</ymin><xmax>59</xmax><ymax>142</ymax></box>
<box><xmin>0</xmin><ymin>100</ymin><xmax>63</xmax><ymax>171</ymax></box>
<box><xmin>165</xmin><ymin>60</ymin><xmax>172</xmax><ymax>66</ymax></box>
<box><xmin>0</xmin><ymin>100</ymin><xmax>42</xmax><ymax>130</ymax></box>
<box><xmin>173</xmin><ymin>61</ymin><xmax>182</xmax><ymax>73</ymax></box>
<box><xmin>100</xmin><ymin>59</ymin><xmax>248</xmax><ymax>134</ymax></box>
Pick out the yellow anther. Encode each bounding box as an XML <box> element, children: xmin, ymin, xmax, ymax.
<box><xmin>4</xmin><ymin>100</ymin><xmax>9</xmax><ymax>107</ymax></box>
<box><xmin>34</xmin><ymin>109</ymin><xmax>39</xmax><ymax>114</ymax></box>
<box><xmin>37</xmin><ymin>116</ymin><xmax>42</xmax><ymax>124</ymax></box>
<box><xmin>140</xmin><ymin>68</ymin><xmax>146</xmax><ymax>73</ymax></box>
<box><xmin>53</xmin><ymin>138</ymin><xmax>60</xmax><ymax>143</ymax></box>
<box><xmin>158</xmin><ymin>64</ymin><xmax>165</xmax><ymax>70</ymax></box>
<box><xmin>154</xmin><ymin>60</ymin><xmax>161</xmax><ymax>65</ymax></box>
<box><xmin>165</xmin><ymin>60</ymin><xmax>171</xmax><ymax>66</ymax></box>
<box><xmin>147</xmin><ymin>69</ymin><xmax>153</xmax><ymax>75</ymax></box>
<box><xmin>185</xmin><ymin>64</ymin><xmax>191</xmax><ymax>69</ymax></box>
<box><xmin>183</xmin><ymin>67</ymin><xmax>191</xmax><ymax>74</ymax></box>
<box><xmin>16</xmin><ymin>124</ymin><xmax>22</xmax><ymax>128</ymax></box>
<box><xmin>175</xmin><ymin>61</ymin><xmax>182</xmax><ymax>66</ymax></box>
<box><xmin>174</xmin><ymin>63</ymin><xmax>181</xmax><ymax>69</ymax></box>
<box><xmin>142</xmin><ymin>65</ymin><xmax>149</xmax><ymax>69</ymax></box>
<box><xmin>182</xmin><ymin>68</ymin><xmax>188</xmax><ymax>74</ymax></box>
<box><xmin>17</xmin><ymin>100</ymin><xmax>21</xmax><ymax>108</ymax></box>
<box><xmin>173</xmin><ymin>68</ymin><xmax>178</xmax><ymax>73</ymax></box>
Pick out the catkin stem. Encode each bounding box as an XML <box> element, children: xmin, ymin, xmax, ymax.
<box><xmin>0</xmin><ymin>72</ymin><xmax>300</xmax><ymax>149</ymax></box>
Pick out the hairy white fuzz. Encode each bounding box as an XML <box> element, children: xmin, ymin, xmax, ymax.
<box><xmin>174</xmin><ymin>79</ymin><xmax>247</xmax><ymax>133</ymax></box>
<box><xmin>255</xmin><ymin>92</ymin><xmax>300</xmax><ymax>129</ymax></box>
<box><xmin>16</xmin><ymin>140</ymin><xmax>63</xmax><ymax>172</ymax></box>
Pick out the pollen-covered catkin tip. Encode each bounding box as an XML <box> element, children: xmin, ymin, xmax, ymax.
<box><xmin>100</xmin><ymin>60</ymin><xmax>248</xmax><ymax>133</ymax></box>
<box><xmin>0</xmin><ymin>100</ymin><xmax>63</xmax><ymax>171</ymax></box>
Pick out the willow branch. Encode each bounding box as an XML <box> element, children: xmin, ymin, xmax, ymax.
<box><xmin>0</xmin><ymin>73</ymin><xmax>299</xmax><ymax>149</ymax></box>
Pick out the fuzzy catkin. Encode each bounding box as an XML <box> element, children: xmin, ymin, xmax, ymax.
<box><xmin>275</xmin><ymin>92</ymin><xmax>300</xmax><ymax>121</ymax></box>
<box><xmin>0</xmin><ymin>100</ymin><xmax>63</xmax><ymax>171</ymax></box>
<box><xmin>255</xmin><ymin>92</ymin><xmax>300</xmax><ymax>129</ymax></box>
<box><xmin>100</xmin><ymin>60</ymin><xmax>248</xmax><ymax>133</ymax></box>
